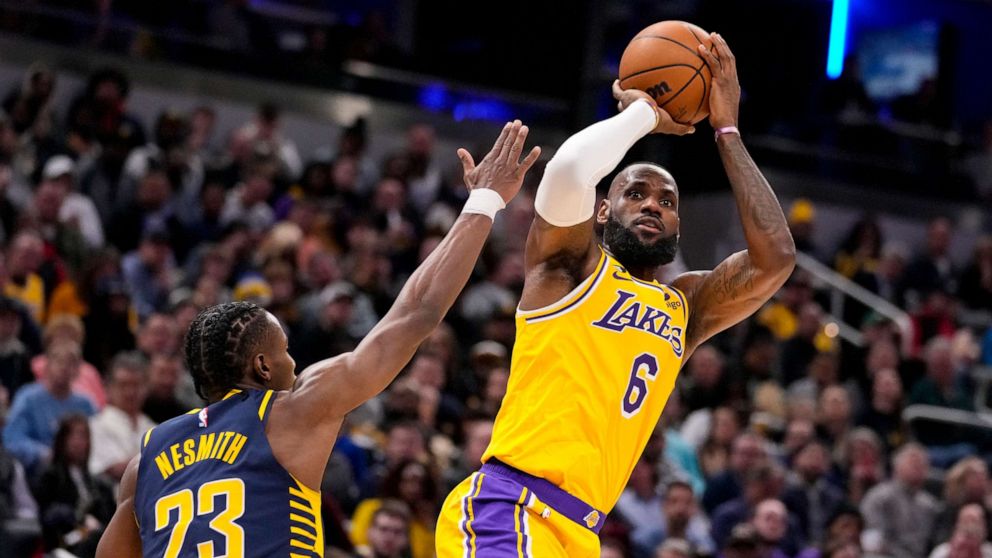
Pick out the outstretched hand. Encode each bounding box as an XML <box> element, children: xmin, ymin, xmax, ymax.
<box><xmin>611</xmin><ymin>80</ymin><xmax>695</xmax><ymax>136</ymax></box>
<box><xmin>458</xmin><ymin>120</ymin><xmax>541</xmax><ymax>205</ymax></box>
<box><xmin>697</xmin><ymin>33</ymin><xmax>741</xmax><ymax>129</ymax></box>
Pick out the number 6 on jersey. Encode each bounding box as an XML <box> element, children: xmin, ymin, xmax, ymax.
<box><xmin>621</xmin><ymin>353</ymin><xmax>659</xmax><ymax>417</ymax></box>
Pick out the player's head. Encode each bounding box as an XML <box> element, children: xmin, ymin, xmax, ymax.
<box><xmin>598</xmin><ymin>162</ymin><xmax>680</xmax><ymax>269</ymax></box>
<box><xmin>184</xmin><ymin>301</ymin><xmax>296</xmax><ymax>402</ymax></box>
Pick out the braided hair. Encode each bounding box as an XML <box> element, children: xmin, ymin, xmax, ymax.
<box><xmin>184</xmin><ymin>301</ymin><xmax>271</xmax><ymax>402</ymax></box>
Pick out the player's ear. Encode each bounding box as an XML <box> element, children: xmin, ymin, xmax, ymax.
<box><xmin>254</xmin><ymin>353</ymin><xmax>272</xmax><ymax>383</ymax></box>
<box><xmin>596</xmin><ymin>198</ymin><xmax>611</xmax><ymax>226</ymax></box>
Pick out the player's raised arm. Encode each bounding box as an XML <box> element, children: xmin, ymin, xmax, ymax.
<box><xmin>291</xmin><ymin>121</ymin><xmax>540</xmax><ymax>419</ymax></box>
<box><xmin>674</xmin><ymin>34</ymin><xmax>796</xmax><ymax>357</ymax></box>
<box><xmin>521</xmin><ymin>80</ymin><xmax>693</xmax><ymax>309</ymax></box>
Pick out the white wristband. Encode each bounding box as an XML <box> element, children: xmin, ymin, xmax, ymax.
<box><xmin>461</xmin><ymin>188</ymin><xmax>506</xmax><ymax>220</ymax></box>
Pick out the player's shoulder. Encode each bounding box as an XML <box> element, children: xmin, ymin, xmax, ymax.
<box><xmin>670</xmin><ymin>269</ymin><xmax>709</xmax><ymax>297</ymax></box>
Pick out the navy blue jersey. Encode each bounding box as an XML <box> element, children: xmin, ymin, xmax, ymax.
<box><xmin>134</xmin><ymin>388</ymin><xmax>324</xmax><ymax>558</ymax></box>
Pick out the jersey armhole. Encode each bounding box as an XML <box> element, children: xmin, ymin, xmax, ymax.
<box><xmin>516</xmin><ymin>248</ymin><xmax>608</xmax><ymax>323</ymax></box>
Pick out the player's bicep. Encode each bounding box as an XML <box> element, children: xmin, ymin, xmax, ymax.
<box><xmin>290</xmin><ymin>305</ymin><xmax>427</xmax><ymax>418</ymax></box>
<box><xmin>524</xmin><ymin>215</ymin><xmax>597</xmax><ymax>270</ymax></box>
<box><xmin>677</xmin><ymin>250</ymin><xmax>788</xmax><ymax>355</ymax></box>
<box><xmin>96</xmin><ymin>456</ymin><xmax>142</xmax><ymax>558</ymax></box>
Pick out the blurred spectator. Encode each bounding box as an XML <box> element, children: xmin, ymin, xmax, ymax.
<box><xmin>107</xmin><ymin>166</ymin><xmax>184</xmax><ymax>255</ymax></box>
<box><xmin>655</xmin><ymin>538</ymin><xmax>693</xmax><ymax>558</ymax></box>
<box><xmin>601</xmin><ymin>537</ymin><xmax>629</xmax><ymax>558</ymax></box>
<box><xmin>816</xmin><ymin>385</ymin><xmax>854</xmax><ymax>452</ymax></box>
<box><xmin>788</xmin><ymin>199</ymin><xmax>821</xmax><ymax>261</ymax></box>
<box><xmin>3</xmin><ymin>232</ymin><xmax>46</xmax><ymax>324</ymax></box>
<box><xmin>704</xmin><ymin>432</ymin><xmax>767</xmax><ymax>514</ymax></box>
<box><xmin>957</xmin><ymin>236</ymin><xmax>992</xmax><ymax>312</ymax></box>
<box><xmin>122</xmin><ymin>229</ymin><xmax>177</xmax><ymax>319</ymax></box>
<box><xmin>229</xmin><ymin>102</ymin><xmax>302</xmax><ymax>181</ymax></box>
<box><xmin>88</xmin><ymin>353</ymin><xmax>154</xmax><ymax>482</ymax></box>
<box><xmin>616</xmin><ymin>456</ymin><xmax>664</xmax><ymax>557</ymax></box>
<box><xmin>0</xmin><ymin>444</ymin><xmax>40</xmax><ymax>558</ymax></box>
<box><xmin>796</xmin><ymin>505</ymin><xmax>864</xmax><ymax>558</ymax></box>
<box><xmin>291</xmin><ymin>281</ymin><xmax>362</xmax><ymax>368</ymax></box>
<box><xmin>861</xmin><ymin>443</ymin><xmax>939</xmax><ymax>558</ymax></box>
<box><xmin>0</xmin><ymin>297</ymin><xmax>33</xmax><ymax>399</ymax></box>
<box><xmin>81</xmin><ymin>275</ymin><xmax>136</xmax><ymax>371</ymax></box>
<box><xmin>459</xmin><ymin>250</ymin><xmax>523</xmax><ymax>323</ymax></box>
<box><xmin>2</xmin><ymin>62</ymin><xmax>57</xmax><ymax>143</ymax></box>
<box><xmin>0</xmin><ymin>163</ymin><xmax>21</xmax><ymax>243</ymax></box>
<box><xmin>350</xmin><ymin>459</ymin><xmax>437</xmax><ymax>558</ymax></box>
<box><xmin>141</xmin><ymin>355</ymin><xmax>190</xmax><ymax>423</ymax></box>
<box><xmin>910</xmin><ymin>337</ymin><xmax>973</xmax><ymax>411</ymax></box>
<box><xmin>928</xmin><ymin>504</ymin><xmax>992</xmax><ymax>558</ymax></box>
<box><xmin>751</xmin><ymin>499</ymin><xmax>791</xmax><ymax>558</ymax></box>
<box><xmin>120</xmin><ymin>110</ymin><xmax>204</xmax><ymax>218</ymax></box>
<box><xmin>722</xmin><ymin>523</ymin><xmax>763</xmax><ymax>558</ymax></box>
<box><xmin>441</xmin><ymin>415</ymin><xmax>492</xmax><ymax>492</ymax></box>
<box><xmin>33</xmin><ymin>414</ymin><xmax>114</xmax><ymax>557</ymax></box>
<box><xmin>314</xmin><ymin>118</ymin><xmax>378</xmax><ymax>195</ymax></box>
<box><xmin>31</xmin><ymin>314</ymin><xmax>106</xmax><ymax>410</ymax></box>
<box><xmin>931</xmin><ymin>458</ymin><xmax>992</xmax><ymax>547</ymax></box>
<box><xmin>66</xmin><ymin>68</ymin><xmax>145</xmax><ymax>151</ymax></box>
<box><xmin>39</xmin><ymin>155</ymin><xmax>105</xmax><ymax>250</ymax></box>
<box><xmin>682</xmin><ymin>345</ymin><xmax>730</xmax><ymax>415</ymax></box>
<box><xmin>2</xmin><ymin>340</ymin><xmax>95</xmax><ymax>473</ymax></box>
<box><xmin>787</xmin><ymin>350</ymin><xmax>840</xmax><ymax>405</ymax></box>
<box><xmin>221</xmin><ymin>165</ymin><xmax>276</xmax><ymax>233</ymax></box>
<box><xmin>910</xmin><ymin>290</ymin><xmax>958</xmax><ymax>356</ymax></box>
<box><xmin>834</xmin><ymin>428</ymin><xmax>885</xmax><ymax>505</ymax></box>
<box><xmin>903</xmin><ymin>217</ymin><xmax>956</xmax><ymax>308</ymax></box>
<box><xmin>693</xmin><ymin>406</ymin><xmax>743</xmax><ymax>481</ymax></box>
<box><xmin>388</xmin><ymin>124</ymin><xmax>447</xmax><ymax>214</ymax></box>
<box><xmin>834</xmin><ymin>217</ymin><xmax>882</xmax><ymax>280</ymax></box>
<box><xmin>352</xmin><ymin>501</ymin><xmax>411</xmax><ymax>558</ymax></box>
<box><xmin>187</xmin><ymin>106</ymin><xmax>218</xmax><ymax>163</ymax></box>
<box><xmin>873</xmin><ymin>242</ymin><xmax>910</xmax><ymax>307</ymax></box>
<box><xmin>640</xmin><ymin>480</ymin><xmax>716</xmax><ymax>557</ymax></box>
<box><xmin>710</xmin><ymin>462</ymin><xmax>788</xmax><ymax>551</ymax></box>
<box><xmin>857</xmin><ymin>368</ymin><xmax>906</xmax><ymax>452</ymax></box>
<box><xmin>781</xmin><ymin>303</ymin><xmax>826</xmax><ymax>386</ymax></box>
<box><xmin>781</xmin><ymin>441</ymin><xmax>845</xmax><ymax>545</ymax></box>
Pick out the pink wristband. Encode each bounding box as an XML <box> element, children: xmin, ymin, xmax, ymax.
<box><xmin>714</xmin><ymin>126</ymin><xmax>740</xmax><ymax>141</ymax></box>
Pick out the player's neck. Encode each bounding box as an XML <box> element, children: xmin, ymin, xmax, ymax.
<box><xmin>603</xmin><ymin>246</ymin><xmax>659</xmax><ymax>282</ymax></box>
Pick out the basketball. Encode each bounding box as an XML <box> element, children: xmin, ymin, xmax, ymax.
<box><xmin>619</xmin><ymin>21</ymin><xmax>715</xmax><ymax>125</ymax></box>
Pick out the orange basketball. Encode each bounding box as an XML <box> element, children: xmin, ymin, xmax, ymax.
<box><xmin>619</xmin><ymin>21</ymin><xmax>715</xmax><ymax>125</ymax></box>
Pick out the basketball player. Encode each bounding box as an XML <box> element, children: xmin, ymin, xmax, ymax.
<box><xmin>94</xmin><ymin>122</ymin><xmax>541</xmax><ymax>557</ymax></box>
<box><xmin>436</xmin><ymin>34</ymin><xmax>795</xmax><ymax>557</ymax></box>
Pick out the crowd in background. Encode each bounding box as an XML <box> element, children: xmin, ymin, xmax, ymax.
<box><xmin>0</xmin><ymin>61</ymin><xmax>991</xmax><ymax>558</ymax></box>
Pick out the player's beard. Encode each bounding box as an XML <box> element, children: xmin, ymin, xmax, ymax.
<box><xmin>603</xmin><ymin>213</ymin><xmax>679</xmax><ymax>268</ymax></box>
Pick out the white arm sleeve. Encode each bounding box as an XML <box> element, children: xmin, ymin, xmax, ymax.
<box><xmin>534</xmin><ymin>99</ymin><xmax>657</xmax><ymax>227</ymax></box>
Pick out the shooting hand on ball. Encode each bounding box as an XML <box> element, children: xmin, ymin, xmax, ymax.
<box><xmin>611</xmin><ymin>80</ymin><xmax>695</xmax><ymax>136</ymax></box>
<box><xmin>697</xmin><ymin>33</ymin><xmax>741</xmax><ymax>129</ymax></box>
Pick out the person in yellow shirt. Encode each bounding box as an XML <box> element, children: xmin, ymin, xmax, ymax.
<box><xmin>3</xmin><ymin>232</ymin><xmax>46</xmax><ymax>325</ymax></box>
<box><xmin>351</xmin><ymin>460</ymin><xmax>438</xmax><ymax>558</ymax></box>
<box><xmin>436</xmin><ymin>34</ymin><xmax>797</xmax><ymax>557</ymax></box>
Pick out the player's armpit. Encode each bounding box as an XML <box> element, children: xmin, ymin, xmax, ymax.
<box><xmin>95</xmin><ymin>455</ymin><xmax>142</xmax><ymax>558</ymax></box>
<box><xmin>675</xmin><ymin>249</ymin><xmax>793</xmax><ymax>358</ymax></box>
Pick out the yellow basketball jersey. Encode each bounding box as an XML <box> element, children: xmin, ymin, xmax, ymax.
<box><xmin>483</xmin><ymin>247</ymin><xmax>688</xmax><ymax>513</ymax></box>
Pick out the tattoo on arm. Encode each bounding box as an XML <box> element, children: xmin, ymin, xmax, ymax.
<box><xmin>722</xmin><ymin>138</ymin><xmax>787</xmax><ymax>236</ymax></box>
<box><xmin>712</xmin><ymin>257</ymin><xmax>755</xmax><ymax>304</ymax></box>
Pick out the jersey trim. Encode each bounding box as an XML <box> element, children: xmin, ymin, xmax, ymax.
<box><xmin>288</xmin><ymin>474</ymin><xmax>325</xmax><ymax>557</ymax></box>
<box><xmin>258</xmin><ymin>390</ymin><xmax>275</xmax><ymax>421</ymax></box>
<box><xmin>518</xmin><ymin>250</ymin><xmax>608</xmax><ymax>323</ymax></box>
<box><xmin>143</xmin><ymin>427</ymin><xmax>154</xmax><ymax>448</ymax></box>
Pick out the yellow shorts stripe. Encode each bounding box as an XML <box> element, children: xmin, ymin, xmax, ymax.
<box><xmin>514</xmin><ymin>487</ymin><xmax>529</xmax><ymax>558</ymax></box>
<box><xmin>463</xmin><ymin>472</ymin><xmax>485</xmax><ymax>558</ymax></box>
<box><xmin>291</xmin><ymin>525</ymin><xmax>317</xmax><ymax>541</ymax></box>
<box><xmin>290</xmin><ymin>513</ymin><xmax>318</xmax><ymax>530</ymax></box>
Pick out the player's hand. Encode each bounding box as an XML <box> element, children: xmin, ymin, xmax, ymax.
<box><xmin>698</xmin><ymin>33</ymin><xmax>741</xmax><ymax>129</ymax></box>
<box><xmin>457</xmin><ymin>120</ymin><xmax>541</xmax><ymax>204</ymax></box>
<box><xmin>611</xmin><ymin>80</ymin><xmax>695</xmax><ymax>136</ymax></box>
